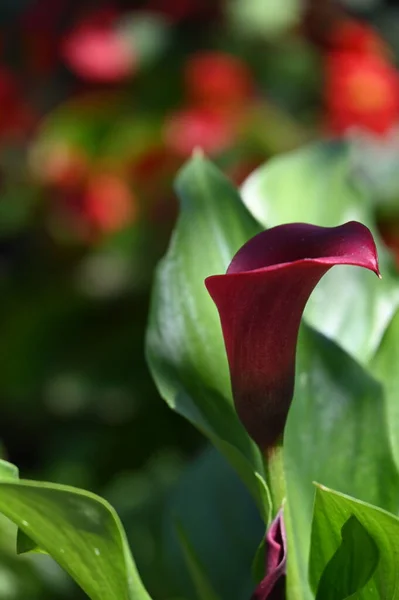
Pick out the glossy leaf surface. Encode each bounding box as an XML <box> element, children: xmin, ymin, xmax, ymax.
<box><xmin>164</xmin><ymin>446</ymin><xmax>263</xmax><ymax>600</ymax></box>
<box><xmin>310</xmin><ymin>486</ymin><xmax>399</xmax><ymax>599</ymax></box>
<box><xmin>146</xmin><ymin>154</ymin><xmax>270</xmax><ymax>519</ymax></box>
<box><xmin>315</xmin><ymin>515</ymin><xmax>379</xmax><ymax>600</ymax></box>
<box><xmin>284</xmin><ymin>326</ymin><xmax>399</xmax><ymax>599</ymax></box>
<box><xmin>0</xmin><ymin>477</ymin><xmax>150</xmax><ymax>600</ymax></box>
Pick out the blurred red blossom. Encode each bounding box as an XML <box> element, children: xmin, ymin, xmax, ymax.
<box><xmin>84</xmin><ymin>173</ymin><xmax>137</xmax><ymax>234</ymax></box>
<box><xmin>184</xmin><ymin>51</ymin><xmax>253</xmax><ymax>109</ymax></box>
<box><xmin>327</xmin><ymin>19</ymin><xmax>390</xmax><ymax>58</ymax></box>
<box><xmin>325</xmin><ymin>52</ymin><xmax>399</xmax><ymax>136</ymax></box>
<box><xmin>130</xmin><ymin>146</ymin><xmax>176</xmax><ymax>185</ymax></box>
<box><xmin>62</xmin><ymin>11</ymin><xmax>136</xmax><ymax>82</ymax></box>
<box><xmin>164</xmin><ymin>107</ymin><xmax>237</xmax><ymax>156</ymax></box>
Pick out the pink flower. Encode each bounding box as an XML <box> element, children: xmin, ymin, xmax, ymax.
<box><xmin>62</xmin><ymin>11</ymin><xmax>136</xmax><ymax>82</ymax></box>
<box><xmin>164</xmin><ymin>107</ymin><xmax>236</xmax><ymax>156</ymax></box>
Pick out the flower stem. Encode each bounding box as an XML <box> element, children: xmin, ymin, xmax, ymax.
<box><xmin>264</xmin><ymin>443</ymin><xmax>286</xmax><ymax>516</ymax></box>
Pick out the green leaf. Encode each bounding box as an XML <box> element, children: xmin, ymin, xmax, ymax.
<box><xmin>283</xmin><ymin>326</ymin><xmax>399</xmax><ymax>599</ymax></box>
<box><xmin>146</xmin><ymin>154</ymin><xmax>270</xmax><ymax>521</ymax></box>
<box><xmin>0</xmin><ymin>460</ymin><xmax>40</xmax><ymax>555</ymax></box>
<box><xmin>175</xmin><ymin>522</ymin><xmax>221</xmax><ymax>600</ymax></box>
<box><xmin>310</xmin><ymin>485</ymin><xmax>399</xmax><ymax>599</ymax></box>
<box><xmin>314</xmin><ymin>515</ymin><xmax>379</xmax><ymax>600</ymax></box>
<box><xmin>0</xmin><ymin>459</ymin><xmax>19</xmax><ymax>481</ymax></box>
<box><xmin>241</xmin><ymin>141</ymin><xmax>399</xmax><ymax>364</ymax></box>
<box><xmin>371</xmin><ymin>308</ymin><xmax>399</xmax><ymax>470</ymax></box>
<box><xmin>0</xmin><ymin>480</ymin><xmax>151</xmax><ymax>600</ymax></box>
<box><xmin>241</xmin><ymin>142</ymin><xmax>367</xmax><ymax>227</ymax></box>
<box><xmin>164</xmin><ymin>446</ymin><xmax>263</xmax><ymax>600</ymax></box>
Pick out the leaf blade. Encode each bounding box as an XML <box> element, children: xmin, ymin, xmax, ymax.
<box><xmin>0</xmin><ymin>480</ymin><xmax>151</xmax><ymax>600</ymax></box>
<box><xmin>146</xmin><ymin>155</ymin><xmax>270</xmax><ymax>520</ymax></box>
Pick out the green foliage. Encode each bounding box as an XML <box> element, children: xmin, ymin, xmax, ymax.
<box><xmin>146</xmin><ymin>144</ymin><xmax>399</xmax><ymax>599</ymax></box>
<box><xmin>314</xmin><ymin>515</ymin><xmax>379</xmax><ymax>600</ymax></box>
<box><xmin>283</xmin><ymin>326</ymin><xmax>399</xmax><ymax>598</ymax></box>
<box><xmin>0</xmin><ymin>460</ymin><xmax>150</xmax><ymax>600</ymax></box>
<box><xmin>240</xmin><ymin>142</ymin><xmax>399</xmax><ymax>598</ymax></box>
<box><xmin>310</xmin><ymin>486</ymin><xmax>399</xmax><ymax>599</ymax></box>
<box><xmin>146</xmin><ymin>154</ymin><xmax>270</xmax><ymax>521</ymax></box>
<box><xmin>163</xmin><ymin>447</ymin><xmax>263</xmax><ymax>600</ymax></box>
<box><xmin>371</xmin><ymin>308</ymin><xmax>399</xmax><ymax>470</ymax></box>
<box><xmin>4</xmin><ymin>139</ymin><xmax>399</xmax><ymax>599</ymax></box>
<box><xmin>175</xmin><ymin>522</ymin><xmax>221</xmax><ymax>600</ymax></box>
<box><xmin>4</xmin><ymin>1</ymin><xmax>399</xmax><ymax>598</ymax></box>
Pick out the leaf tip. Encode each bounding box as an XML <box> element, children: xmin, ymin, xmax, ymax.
<box><xmin>192</xmin><ymin>146</ymin><xmax>205</xmax><ymax>160</ymax></box>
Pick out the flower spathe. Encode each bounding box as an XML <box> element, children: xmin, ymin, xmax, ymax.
<box><xmin>251</xmin><ymin>509</ymin><xmax>286</xmax><ymax>600</ymax></box>
<box><xmin>205</xmin><ymin>222</ymin><xmax>379</xmax><ymax>450</ymax></box>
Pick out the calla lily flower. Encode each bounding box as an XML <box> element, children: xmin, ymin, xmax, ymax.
<box><xmin>252</xmin><ymin>510</ymin><xmax>286</xmax><ymax>600</ymax></box>
<box><xmin>205</xmin><ymin>222</ymin><xmax>379</xmax><ymax>450</ymax></box>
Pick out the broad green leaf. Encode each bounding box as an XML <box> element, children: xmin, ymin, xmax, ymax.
<box><xmin>164</xmin><ymin>447</ymin><xmax>263</xmax><ymax>600</ymax></box>
<box><xmin>0</xmin><ymin>461</ymin><xmax>65</xmax><ymax>595</ymax></box>
<box><xmin>371</xmin><ymin>308</ymin><xmax>399</xmax><ymax>470</ymax></box>
<box><xmin>314</xmin><ymin>515</ymin><xmax>379</xmax><ymax>600</ymax></box>
<box><xmin>310</xmin><ymin>485</ymin><xmax>399</xmax><ymax>599</ymax></box>
<box><xmin>284</xmin><ymin>325</ymin><xmax>399</xmax><ymax>599</ymax></box>
<box><xmin>175</xmin><ymin>522</ymin><xmax>221</xmax><ymax>600</ymax></box>
<box><xmin>241</xmin><ymin>141</ymin><xmax>399</xmax><ymax>364</ymax></box>
<box><xmin>241</xmin><ymin>142</ymin><xmax>368</xmax><ymax>227</ymax></box>
<box><xmin>0</xmin><ymin>480</ymin><xmax>151</xmax><ymax>600</ymax></box>
<box><xmin>146</xmin><ymin>154</ymin><xmax>270</xmax><ymax>521</ymax></box>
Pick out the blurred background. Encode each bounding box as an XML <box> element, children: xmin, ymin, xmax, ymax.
<box><xmin>1</xmin><ymin>0</ymin><xmax>399</xmax><ymax>598</ymax></box>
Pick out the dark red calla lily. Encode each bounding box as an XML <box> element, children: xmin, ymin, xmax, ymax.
<box><xmin>205</xmin><ymin>222</ymin><xmax>379</xmax><ymax>449</ymax></box>
<box><xmin>252</xmin><ymin>509</ymin><xmax>286</xmax><ymax>600</ymax></box>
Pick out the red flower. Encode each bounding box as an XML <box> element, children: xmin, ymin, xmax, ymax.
<box><xmin>164</xmin><ymin>107</ymin><xmax>236</xmax><ymax>157</ymax></box>
<box><xmin>62</xmin><ymin>11</ymin><xmax>136</xmax><ymax>82</ymax></box>
<box><xmin>184</xmin><ymin>51</ymin><xmax>253</xmax><ymax>109</ymax></box>
<box><xmin>325</xmin><ymin>52</ymin><xmax>399</xmax><ymax>136</ymax></box>
<box><xmin>206</xmin><ymin>222</ymin><xmax>379</xmax><ymax>449</ymax></box>
<box><xmin>327</xmin><ymin>19</ymin><xmax>389</xmax><ymax>58</ymax></box>
<box><xmin>84</xmin><ymin>174</ymin><xmax>137</xmax><ymax>233</ymax></box>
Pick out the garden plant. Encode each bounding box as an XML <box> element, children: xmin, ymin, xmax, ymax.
<box><xmin>2</xmin><ymin>1</ymin><xmax>399</xmax><ymax>600</ymax></box>
<box><xmin>2</xmin><ymin>139</ymin><xmax>399</xmax><ymax>598</ymax></box>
